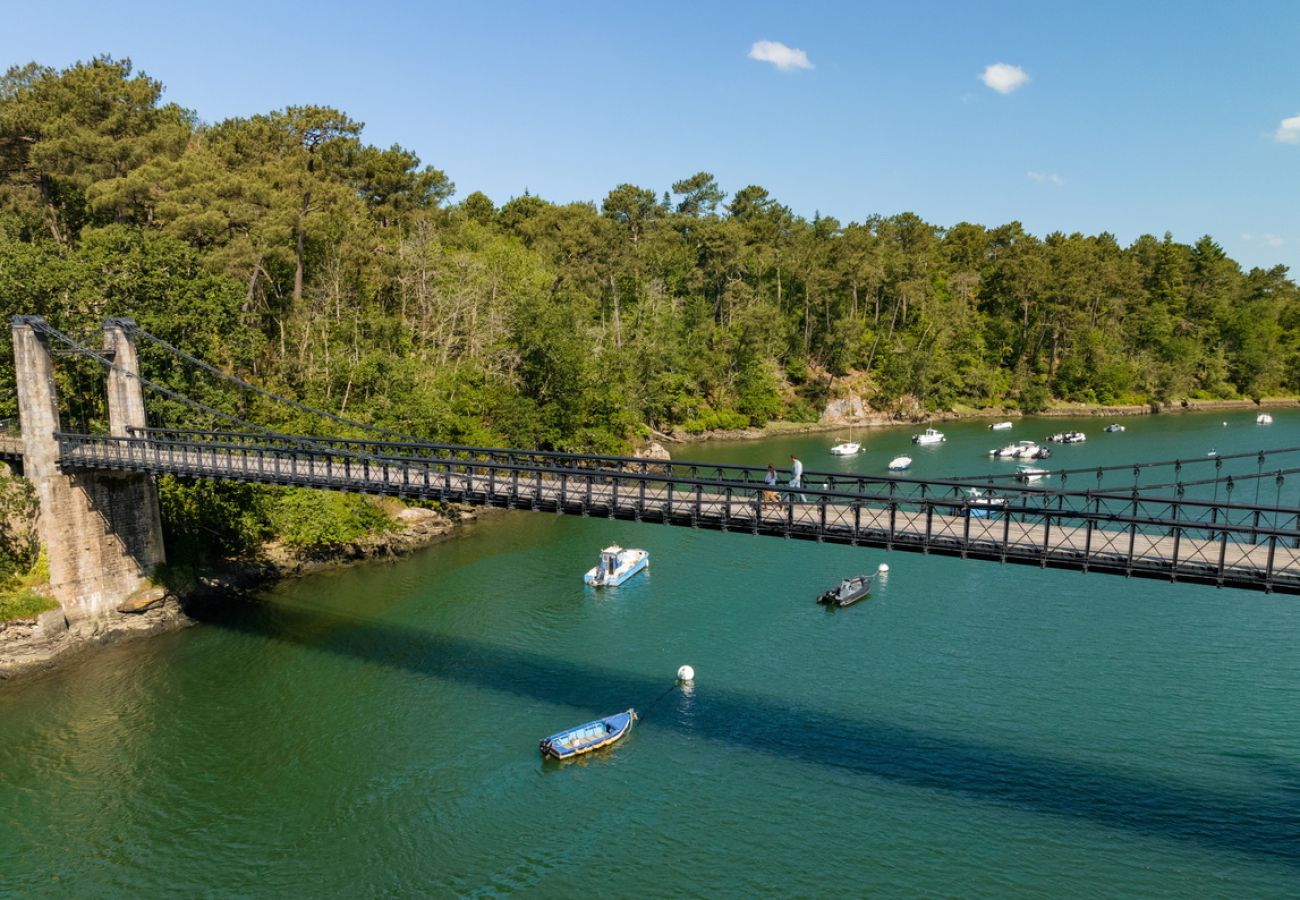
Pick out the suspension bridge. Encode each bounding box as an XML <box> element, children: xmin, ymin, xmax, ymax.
<box><xmin>7</xmin><ymin>316</ymin><xmax>1300</xmax><ymax>622</ymax></box>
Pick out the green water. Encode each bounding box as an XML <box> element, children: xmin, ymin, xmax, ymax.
<box><xmin>3</xmin><ymin>412</ymin><xmax>1300</xmax><ymax>897</ymax></box>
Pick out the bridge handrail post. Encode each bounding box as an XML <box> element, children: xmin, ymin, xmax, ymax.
<box><xmin>852</xmin><ymin>501</ymin><xmax>861</xmax><ymax>544</ymax></box>
<box><xmin>559</xmin><ymin>471</ymin><xmax>567</xmax><ymax>509</ymax></box>
<box><xmin>1001</xmin><ymin>501</ymin><xmax>1011</xmax><ymax>559</ymax></box>
<box><xmin>724</xmin><ymin>485</ymin><xmax>732</xmax><ymax>529</ymax></box>
<box><xmin>1266</xmin><ymin>534</ymin><xmax>1278</xmax><ymax>590</ymax></box>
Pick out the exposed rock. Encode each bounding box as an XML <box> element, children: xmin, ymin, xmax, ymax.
<box><xmin>820</xmin><ymin>396</ymin><xmax>869</xmax><ymax>422</ymax></box>
<box><xmin>36</xmin><ymin>607</ymin><xmax>67</xmax><ymax>635</ymax></box>
<box><xmin>636</xmin><ymin>441</ymin><xmax>672</xmax><ymax>461</ymax></box>
<box><xmin>118</xmin><ymin>585</ymin><xmax>168</xmax><ymax>614</ymax></box>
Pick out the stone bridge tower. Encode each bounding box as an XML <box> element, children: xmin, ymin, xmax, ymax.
<box><xmin>11</xmin><ymin>316</ymin><xmax>165</xmax><ymax>620</ymax></box>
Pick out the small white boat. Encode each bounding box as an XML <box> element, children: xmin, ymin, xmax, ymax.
<box><xmin>584</xmin><ymin>545</ymin><xmax>649</xmax><ymax>587</ymax></box>
<box><xmin>1103</xmin><ymin>423</ymin><xmax>1125</xmax><ymax>433</ymax></box>
<box><xmin>830</xmin><ymin>424</ymin><xmax>862</xmax><ymax>455</ymax></box>
<box><xmin>990</xmin><ymin>440</ymin><xmax>1050</xmax><ymax>460</ymax></box>
<box><xmin>1015</xmin><ymin>465</ymin><xmax>1050</xmax><ymax>481</ymax></box>
<box><xmin>1046</xmin><ymin>431</ymin><xmax>1086</xmax><ymax>444</ymax></box>
<box><xmin>1207</xmin><ymin>449</ymin><xmax>1219</xmax><ymax>457</ymax></box>
<box><xmin>912</xmin><ymin>428</ymin><xmax>946</xmax><ymax>445</ymax></box>
<box><xmin>990</xmin><ymin>421</ymin><xmax>1013</xmax><ymax>431</ymax></box>
<box><xmin>965</xmin><ymin>488</ymin><xmax>1008</xmax><ymax>518</ymax></box>
<box><xmin>888</xmin><ymin>456</ymin><xmax>912</xmax><ymax>471</ymax></box>
<box><xmin>1257</xmin><ymin>413</ymin><xmax>1274</xmax><ymax>425</ymax></box>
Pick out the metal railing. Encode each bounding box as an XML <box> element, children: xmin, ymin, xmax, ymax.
<box><xmin>54</xmin><ymin>430</ymin><xmax>1300</xmax><ymax>595</ymax></box>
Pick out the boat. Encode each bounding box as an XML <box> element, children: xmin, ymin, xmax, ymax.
<box><xmin>887</xmin><ymin>456</ymin><xmax>912</xmax><ymax>471</ymax></box>
<box><xmin>539</xmin><ymin>709</ymin><xmax>637</xmax><ymax>759</ymax></box>
<box><xmin>1015</xmin><ymin>465</ymin><xmax>1050</xmax><ymax>481</ymax></box>
<box><xmin>830</xmin><ymin>423</ymin><xmax>862</xmax><ymax>455</ymax></box>
<box><xmin>912</xmin><ymin>428</ymin><xmax>946</xmax><ymax>445</ymax></box>
<box><xmin>1258</xmin><ymin>413</ymin><xmax>1274</xmax><ymax>425</ymax></box>
<box><xmin>965</xmin><ymin>488</ymin><xmax>1008</xmax><ymax>518</ymax></box>
<box><xmin>990</xmin><ymin>421</ymin><xmax>1013</xmax><ymax>431</ymax></box>
<box><xmin>1046</xmin><ymin>431</ymin><xmax>1086</xmax><ymax>444</ymax></box>
<box><xmin>583</xmin><ymin>545</ymin><xmax>649</xmax><ymax>586</ymax></box>
<box><xmin>817</xmin><ymin>574</ymin><xmax>873</xmax><ymax>607</ymax></box>
<box><xmin>989</xmin><ymin>440</ymin><xmax>1051</xmax><ymax>460</ymax></box>
<box><xmin>1103</xmin><ymin>423</ymin><xmax>1125</xmax><ymax>433</ymax></box>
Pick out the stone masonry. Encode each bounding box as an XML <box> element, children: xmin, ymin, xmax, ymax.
<box><xmin>12</xmin><ymin>317</ymin><xmax>165</xmax><ymax>620</ymax></box>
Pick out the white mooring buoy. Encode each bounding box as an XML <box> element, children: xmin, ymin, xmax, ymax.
<box><xmin>877</xmin><ymin>563</ymin><xmax>890</xmax><ymax>574</ymax></box>
<box><xmin>677</xmin><ymin>664</ymin><xmax>695</xmax><ymax>683</ymax></box>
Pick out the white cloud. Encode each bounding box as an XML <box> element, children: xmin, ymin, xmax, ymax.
<box><xmin>981</xmin><ymin>63</ymin><xmax>1030</xmax><ymax>94</ymax></box>
<box><xmin>748</xmin><ymin>40</ymin><xmax>813</xmax><ymax>71</ymax></box>
<box><xmin>1275</xmin><ymin>114</ymin><xmax>1300</xmax><ymax>144</ymax></box>
<box><xmin>1027</xmin><ymin>171</ymin><xmax>1065</xmax><ymax>185</ymax></box>
<box><xmin>1242</xmin><ymin>232</ymin><xmax>1285</xmax><ymax>247</ymax></box>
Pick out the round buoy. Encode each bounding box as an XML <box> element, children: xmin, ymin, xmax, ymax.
<box><xmin>677</xmin><ymin>664</ymin><xmax>695</xmax><ymax>682</ymax></box>
<box><xmin>878</xmin><ymin>563</ymin><xmax>890</xmax><ymax>574</ymax></box>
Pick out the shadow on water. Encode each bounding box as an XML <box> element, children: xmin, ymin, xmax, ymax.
<box><xmin>189</xmin><ymin>597</ymin><xmax>1300</xmax><ymax>866</ymax></box>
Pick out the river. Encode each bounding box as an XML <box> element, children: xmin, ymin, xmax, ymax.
<box><xmin>2</xmin><ymin>411</ymin><xmax>1299</xmax><ymax>896</ymax></box>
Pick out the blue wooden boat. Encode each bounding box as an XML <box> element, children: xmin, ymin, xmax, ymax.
<box><xmin>539</xmin><ymin>709</ymin><xmax>637</xmax><ymax>759</ymax></box>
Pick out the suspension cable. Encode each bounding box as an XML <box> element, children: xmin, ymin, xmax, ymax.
<box><xmin>125</xmin><ymin>323</ymin><xmax>422</xmax><ymax>443</ymax></box>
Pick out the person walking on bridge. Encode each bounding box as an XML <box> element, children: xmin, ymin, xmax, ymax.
<box><xmin>789</xmin><ymin>453</ymin><xmax>806</xmax><ymax>503</ymax></box>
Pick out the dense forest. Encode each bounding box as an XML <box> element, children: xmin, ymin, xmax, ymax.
<box><xmin>2</xmin><ymin>57</ymin><xmax>1299</xmax><ymax>565</ymax></box>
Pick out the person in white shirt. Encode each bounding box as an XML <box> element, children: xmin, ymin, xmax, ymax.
<box><xmin>789</xmin><ymin>454</ymin><xmax>806</xmax><ymax>503</ymax></box>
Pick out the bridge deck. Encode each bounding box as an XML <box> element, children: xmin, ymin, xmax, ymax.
<box><xmin>54</xmin><ymin>433</ymin><xmax>1300</xmax><ymax>595</ymax></box>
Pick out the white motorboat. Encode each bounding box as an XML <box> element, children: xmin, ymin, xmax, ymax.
<box><xmin>1103</xmin><ymin>423</ymin><xmax>1125</xmax><ymax>433</ymax></box>
<box><xmin>1258</xmin><ymin>413</ymin><xmax>1274</xmax><ymax>425</ymax></box>
<box><xmin>1046</xmin><ymin>431</ymin><xmax>1086</xmax><ymax>444</ymax></box>
<box><xmin>965</xmin><ymin>488</ymin><xmax>1008</xmax><ymax>518</ymax></box>
<box><xmin>990</xmin><ymin>421</ymin><xmax>1013</xmax><ymax>431</ymax></box>
<box><xmin>584</xmin><ymin>545</ymin><xmax>649</xmax><ymax>587</ymax></box>
<box><xmin>912</xmin><ymin>428</ymin><xmax>946</xmax><ymax>445</ymax></box>
<box><xmin>1015</xmin><ymin>465</ymin><xmax>1050</xmax><ymax>481</ymax></box>
<box><xmin>887</xmin><ymin>456</ymin><xmax>912</xmax><ymax>471</ymax></box>
<box><xmin>990</xmin><ymin>440</ymin><xmax>1050</xmax><ymax>460</ymax></box>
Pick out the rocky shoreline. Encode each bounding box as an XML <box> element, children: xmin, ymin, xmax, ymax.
<box><xmin>0</xmin><ymin>504</ymin><xmax>485</xmax><ymax>681</ymax></box>
<box><xmin>658</xmin><ymin>397</ymin><xmax>1300</xmax><ymax>445</ymax></box>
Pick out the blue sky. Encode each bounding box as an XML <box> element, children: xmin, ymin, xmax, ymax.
<box><xmin>4</xmin><ymin>0</ymin><xmax>1299</xmax><ymax>273</ymax></box>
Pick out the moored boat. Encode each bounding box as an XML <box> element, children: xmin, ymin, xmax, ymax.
<box><xmin>817</xmin><ymin>574</ymin><xmax>873</xmax><ymax>606</ymax></box>
<box><xmin>887</xmin><ymin>456</ymin><xmax>912</xmax><ymax>471</ymax></box>
<box><xmin>830</xmin><ymin>441</ymin><xmax>861</xmax><ymax>455</ymax></box>
<box><xmin>990</xmin><ymin>421</ymin><xmax>1013</xmax><ymax>431</ymax></box>
<box><xmin>1258</xmin><ymin>413</ymin><xmax>1274</xmax><ymax>424</ymax></box>
<box><xmin>584</xmin><ymin>545</ymin><xmax>649</xmax><ymax>586</ymax></box>
<box><xmin>990</xmin><ymin>440</ymin><xmax>1050</xmax><ymax>460</ymax></box>
<box><xmin>1015</xmin><ymin>465</ymin><xmax>1050</xmax><ymax>481</ymax></box>
<box><xmin>965</xmin><ymin>488</ymin><xmax>1008</xmax><ymax>517</ymax></box>
<box><xmin>1046</xmin><ymin>431</ymin><xmax>1086</xmax><ymax>444</ymax></box>
<box><xmin>912</xmin><ymin>428</ymin><xmax>946</xmax><ymax>445</ymax></box>
<box><xmin>1103</xmin><ymin>423</ymin><xmax>1125</xmax><ymax>433</ymax></box>
<box><xmin>539</xmin><ymin>709</ymin><xmax>637</xmax><ymax>759</ymax></box>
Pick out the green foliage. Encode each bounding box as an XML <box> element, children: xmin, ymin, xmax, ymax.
<box><xmin>264</xmin><ymin>489</ymin><xmax>395</xmax><ymax>555</ymax></box>
<box><xmin>0</xmin><ymin>469</ymin><xmax>39</xmax><ymax>577</ymax></box>
<box><xmin>682</xmin><ymin>409</ymin><xmax>750</xmax><ymax>433</ymax></box>
<box><xmin>0</xmin><ymin>551</ymin><xmax>56</xmax><ymax>623</ymax></box>
<box><xmin>1</xmin><ymin>54</ymin><xmax>1298</xmax><ymax>493</ymax></box>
